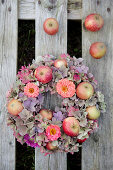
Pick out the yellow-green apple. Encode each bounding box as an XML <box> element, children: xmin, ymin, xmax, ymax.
<box><xmin>7</xmin><ymin>99</ymin><xmax>24</xmax><ymax>116</ymax></box>
<box><xmin>76</xmin><ymin>82</ymin><xmax>94</xmax><ymax>100</ymax></box>
<box><xmin>35</xmin><ymin>66</ymin><xmax>52</xmax><ymax>84</ymax></box>
<box><xmin>63</xmin><ymin>117</ymin><xmax>80</xmax><ymax>137</ymax></box>
<box><xmin>85</xmin><ymin>13</ymin><xmax>104</xmax><ymax>32</ymax></box>
<box><xmin>54</xmin><ymin>59</ymin><xmax>67</xmax><ymax>68</ymax></box>
<box><xmin>39</xmin><ymin>109</ymin><xmax>53</xmax><ymax>120</ymax></box>
<box><xmin>86</xmin><ymin>106</ymin><xmax>100</xmax><ymax>120</ymax></box>
<box><xmin>90</xmin><ymin>42</ymin><xmax>106</xmax><ymax>59</ymax></box>
<box><xmin>46</xmin><ymin>142</ymin><xmax>58</xmax><ymax>150</ymax></box>
<box><xmin>43</xmin><ymin>18</ymin><xmax>59</xmax><ymax>35</ymax></box>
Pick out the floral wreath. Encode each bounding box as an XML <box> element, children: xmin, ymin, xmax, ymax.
<box><xmin>6</xmin><ymin>54</ymin><xmax>106</xmax><ymax>155</ymax></box>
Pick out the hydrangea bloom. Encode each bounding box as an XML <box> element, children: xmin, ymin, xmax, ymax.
<box><xmin>24</xmin><ymin>134</ymin><xmax>39</xmax><ymax>148</ymax></box>
<box><xmin>17</xmin><ymin>65</ymin><xmax>34</xmax><ymax>84</ymax></box>
<box><xmin>73</xmin><ymin>74</ymin><xmax>80</xmax><ymax>81</ymax></box>
<box><xmin>46</xmin><ymin>125</ymin><xmax>61</xmax><ymax>141</ymax></box>
<box><xmin>56</xmin><ymin>79</ymin><xmax>76</xmax><ymax>98</ymax></box>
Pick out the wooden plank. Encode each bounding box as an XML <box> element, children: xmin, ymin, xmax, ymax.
<box><xmin>82</xmin><ymin>0</ymin><xmax>113</xmax><ymax>170</ymax></box>
<box><xmin>35</xmin><ymin>0</ymin><xmax>67</xmax><ymax>169</ymax></box>
<box><xmin>0</xmin><ymin>0</ymin><xmax>18</xmax><ymax>169</ymax></box>
<box><xmin>18</xmin><ymin>0</ymin><xmax>35</xmax><ymax>20</ymax></box>
<box><xmin>18</xmin><ymin>0</ymin><xmax>82</xmax><ymax>20</ymax></box>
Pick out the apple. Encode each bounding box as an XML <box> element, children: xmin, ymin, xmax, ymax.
<box><xmin>46</xmin><ymin>142</ymin><xmax>58</xmax><ymax>150</ymax></box>
<box><xmin>86</xmin><ymin>106</ymin><xmax>100</xmax><ymax>120</ymax></box>
<box><xmin>39</xmin><ymin>109</ymin><xmax>53</xmax><ymax>120</ymax></box>
<box><xmin>35</xmin><ymin>66</ymin><xmax>52</xmax><ymax>84</ymax></box>
<box><xmin>90</xmin><ymin>42</ymin><xmax>106</xmax><ymax>59</ymax></box>
<box><xmin>77</xmin><ymin>138</ymin><xmax>87</xmax><ymax>144</ymax></box>
<box><xmin>43</xmin><ymin>18</ymin><xmax>59</xmax><ymax>35</ymax></box>
<box><xmin>7</xmin><ymin>99</ymin><xmax>24</xmax><ymax>116</ymax></box>
<box><xmin>62</xmin><ymin>117</ymin><xmax>80</xmax><ymax>137</ymax></box>
<box><xmin>76</xmin><ymin>82</ymin><xmax>94</xmax><ymax>100</ymax></box>
<box><xmin>54</xmin><ymin>59</ymin><xmax>67</xmax><ymax>68</ymax></box>
<box><xmin>85</xmin><ymin>13</ymin><xmax>104</xmax><ymax>32</ymax></box>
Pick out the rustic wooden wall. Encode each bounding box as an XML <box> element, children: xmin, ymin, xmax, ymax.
<box><xmin>1</xmin><ymin>0</ymin><xmax>113</xmax><ymax>169</ymax></box>
<box><xmin>35</xmin><ymin>0</ymin><xmax>67</xmax><ymax>169</ymax></box>
<box><xmin>82</xmin><ymin>0</ymin><xmax>113</xmax><ymax>170</ymax></box>
<box><xmin>0</xmin><ymin>0</ymin><xmax>18</xmax><ymax>169</ymax></box>
<box><xmin>18</xmin><ymin>0</ymin><xmax>82</xmax><ymax>20</ymax></box>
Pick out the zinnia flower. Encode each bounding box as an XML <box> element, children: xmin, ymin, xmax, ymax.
<box><xmin>56</xmin><ymin>79</ymin><xmax>76</xmax><ymax>98</ymax></box>
<box><xmin>24</xmin><ymin>83</ymin><xmax>39</xmax><ymax>98</ymax></box>
<box><xmin>46</xmin><ymin>125</ymin><xmax>61</xmax><ymax>141</ymax></box>
<box><xmin>24</xmin><ymin>134</ymin><xmax>39</xmax><ymax>148</ymax></box>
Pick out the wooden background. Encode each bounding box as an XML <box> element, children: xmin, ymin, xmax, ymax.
<box><xmin>82</xmin><ymin>0</ymin><xmax>113</xmax><ymax>170</ymax></box>
<box><xmin>0</xmin><ymin>0</ymin><xmax>113</xmax><ymax>170</ymax></box>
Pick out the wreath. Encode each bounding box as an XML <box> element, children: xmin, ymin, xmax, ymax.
<box><xmin>6</xmin><ymin>54</ymin><xmax>106</xmax><ymax>155</ymax></box>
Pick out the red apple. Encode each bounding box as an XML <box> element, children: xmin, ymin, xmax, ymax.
<box><xmin>35</xmin><ymin>66</ymin><xmax>52</xmax><ymax>84</ymax></box>
<box><xmin>76</xmin><ymin>82</ymin><xmax>94</xmax><ymax>100</ymax></box>
<box><xmin>85</xmin><ymin>13</ymin><xmax>104</xmax><ymax>32</ymax></box>
<box><xmin>46</xmin><ymin>142</ymin><xmax>58</xmax><ymax>150</ymax></box>
<box><xmin>63</xmin><ymin>117</ymin><xmax>80</xmax><ymax>137</ymax></box>
<box><xmin>77</xmin><ymin>138</ymin><xmax>87</xmax><ymax>144</ymax></box>
<box><xmin>86</xmin><ymin>106</ymin><xmax>100</xmax><ymax>120</ymax></box>
<box><xmin>90</xmin><ymin>42</ymin><xmax>106</xmax><ymax>59</ymax></box>
<box><xmin>54</xmin><ymin>59</ymin><xmax>67</xmax><ymax>68</ymax></box>
<box><xmin>43</xmin><ymin>18</ymin><xmax>59</xmax><ymax>35</ymax></box>
<box><xmin>39</xmin><ymin>109</ymin><xmax>53</xmax><ymax>120</ymax></box>
<box><xmin>7</xmin><ymin>99</ymin><xmax>24</xmax><ymax>116</ymax></box>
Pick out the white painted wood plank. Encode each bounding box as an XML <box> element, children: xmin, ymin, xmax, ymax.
<box><xmin>35</xmin><ymin>0</ymin><xmax>67</xmax><ymax>169</ymax></box>
<box><xmin>18</xmin><ymin>0</ymin><xmax>82</xmax><ymax>20</ymax></box>
<box><xmin>0</xmin><ymin>0</ymin><xmax>18</xmax><ymax>169</ymax></box>
<box><xmin>35</xmin><ymin>0</ymin><xmax>67</xmax><ymax>56</ymax></box>
<box><xmin>18</xmin><ymin>0</ymin><xmax>35</xmax><ymax>20</ymax></box>
<box><xmin>82</xmin><ymin>0</ymin><xmax>113</xmax><ymax>170</ymax></box>
<box><xmin>68</xmin><ymin>9</ymin><xmax>82</xmax><ymax>20</ymax></box>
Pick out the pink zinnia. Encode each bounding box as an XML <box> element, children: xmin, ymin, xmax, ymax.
<box><xmin>24</xmin><ymin>83</ymin><xmax>39</xmax><ymax>98</ymax></box>
<box><xmin>56</xmin><ymin>79</ymin><xmax>76</xmax><ymax>98</ymax></box>
<box><xmin>46</xmin><ymin>125</ymin><xmax>61</xmax><ymax>141</ymax></box>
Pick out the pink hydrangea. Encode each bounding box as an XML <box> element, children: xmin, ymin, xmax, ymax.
<box><xmin>56</xmin><ymin>79</ymin><xmax>76</xmax><ymax>98</ymax></box>
<box><xmin>24</xmin><ymin>134</ymin><xmax>39</xmax><ymax>148</ymax></box>
<box><xmin>24</xmin><ymin>83</ymin><xmax>39</xmax><ymax>98</ymax></box>
<box><xmin>13</xmin><ymin>131</ymin><xmax>24</xmax><ymax>144</ymax></box>
<box><xmin>17</xmin><ymin>65</ymin><xmax>34</xmax><ymax>84</ymax></box>
<box><xmin>67</xmin><ymin>107</ymin><xmax>79</xmax><ymax>116</ymax></box>
<box><xmin>59</xmin><ymin>53</ymin><xmax>70</xmax><ymax>59</ymax></box>
<box><xmin>46</xmin><ymin>125</ymin><xmax>61</xmax><ymax>141</ymax></box>
<box><xmin>73</xmin><ymin>74</ymin><xmax>80</xmax><ymax>81</ymax></box>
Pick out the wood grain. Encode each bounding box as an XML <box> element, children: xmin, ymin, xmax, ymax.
<box><xmin>0</xmin><ymin>0</ymin><xmax>18</xmax><ymax>170</ymax></box>
<box><xmin>82</xmin><ymin>0</ymin><xmax>113</xmax><ymax>170</ymax></box>
<box><xmin>19</xmin><ymin>0</ymin><xmax>82</xmax><ymax>20</ymax></box>
<box><xmin>35</xmin><ymin>0</ymin><xmax>67</xmax><ymax>169</ymax></box>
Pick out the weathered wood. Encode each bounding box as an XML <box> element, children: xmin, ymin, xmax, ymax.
<box><xmin>19</xmin><ymin>0</ymin><xmax>82</xmax><ymax>20</ymax></box>
<box><xmin>18</xmin><ymin>0</ymin><xmax>35</xmax><ymax>20</ymax></box>
<box><xmin>35</xmin><ymin>0</ymin><xmax>67</xmax><ymax>169</ymax></box>
<box><xmin>0</xmin><ymin>0</ymin><xmax>18</xmax><ymax>170</ymax></box>
<box><xmin>82</xmin><ymin>0</ymin><xmax>113</xmax><ymax>170</ymax></box>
